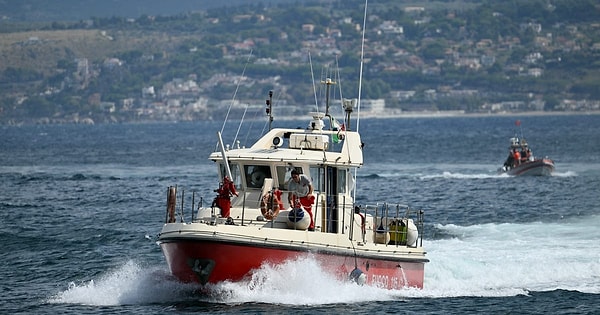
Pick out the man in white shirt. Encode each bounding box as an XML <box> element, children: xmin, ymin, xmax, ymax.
<box><xmin>287</xmin><ymin>169</ymin><xmax>315</xmax><ymax>230</ymax></box>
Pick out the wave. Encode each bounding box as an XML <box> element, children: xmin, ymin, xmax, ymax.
<box><xmin>47</xmin><ymin>215</ymin><xmax>600</xmax><ymax>306</ymax></box>
<box><xmin>360</xmin><ymin>173</ymin><xmax>382</xmax><ymax>179</ymax></box>
<box><xmin>552</xmin><ymin>170</ymin><xmax>578</xmax><ymax>177</ymax></box>
<box><xmin>47</xmin><ymin>258</ymin><xmax>398</xmax><ymax>306</ymax></box>
<box><xmin>0</xmin><ymin>164</ymin><xmax>215</xmax><ymax>183</ymax></box>
<box><xmin>360</xmin><ymin>170</ymin><xmax>579</xmax><ymax>180</ymax></box>
<box><xmin>47</xmin><ymin>261</ymin><xmax>199</xmax><ymax>306</ymax></box>
<box><xmin>420</xmin><ymin>171</ymin><xmax>504</xmax><ymax>180</ymax></box>
<box><xmin>423</xmin><ymin>214</ymin><xmax>600</xmax><ymax>297</ymax></box>
<box><xmin>358</xmin><ymin>162</ymin><xmax>592</xmax><ymax>180</ymax></box>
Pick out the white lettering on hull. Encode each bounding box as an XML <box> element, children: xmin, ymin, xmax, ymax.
<box><xmin>370</xmin><ymin>274</ymin><xmax>404</xmax><ymax>289</ymax></box>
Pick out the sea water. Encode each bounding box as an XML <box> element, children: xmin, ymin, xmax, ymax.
<box><xmin>1</xmin><ymin>114</ymin><xmax>599</xmax><ymax>314</ymax></box>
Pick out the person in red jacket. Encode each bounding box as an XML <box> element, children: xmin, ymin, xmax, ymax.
<box><xmin>213</xmin><ymin>176</ymin><xmax>238</xmax><ymax>218</ymax></box>
<box><xmin>512</xmin><ymin>149</ymin><xmax>521</xmax><ymax>167</ymax></box>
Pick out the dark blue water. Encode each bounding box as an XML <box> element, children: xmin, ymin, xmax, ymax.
<box><xmin>1</xmin><ymin>114</ymin><xmax>599</xmax><ymax>314</ymax></box>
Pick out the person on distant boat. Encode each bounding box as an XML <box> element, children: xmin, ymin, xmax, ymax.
<box><xmin>512</xmin><ymin>148</ymin><xmax>521</xmax><ymax>167</ymax></box>
<box><xmin>525</xmin><ymin>148</ymin><xmax>533</xmax><ymax>161</ymax></box>
<box><xmin>504</xmin><ymin>150</ymin><xmax>514</xmax><ymax>170</ymax></box>
<box><xmin>520</xmin><ymin>147</ymin><xmax>529</xmax><ymax>163</ymax></box>
<box><xmin>287</xmin><ymin>169</ymin><xmax>315</xmax><ymax>231</ymax></box>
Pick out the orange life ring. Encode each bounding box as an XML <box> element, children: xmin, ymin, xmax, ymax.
<box><xmin>260</xmin><ymin>191</ymin><xmax>281</xmax><ymax>220</ymax></box>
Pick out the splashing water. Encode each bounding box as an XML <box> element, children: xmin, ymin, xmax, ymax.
<box><xmin>49</xmin><ymin>213</ymin><xmax>600</xmax><ymax>306</ymax></box>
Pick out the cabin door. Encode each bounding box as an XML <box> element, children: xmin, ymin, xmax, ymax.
<box><xmin>326</xmin><ymin>167</ymin><xmax>339</xmax><ymax>233</ymax></box>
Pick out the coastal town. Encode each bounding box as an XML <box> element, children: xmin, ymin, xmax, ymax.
<box><xmin>1</xmin><ymin>0</ymin><xmax>599</xmax><ymax>124</ymax></box>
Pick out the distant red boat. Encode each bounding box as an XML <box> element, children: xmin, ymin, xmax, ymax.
<box><xmin>498</xmin><ymin>120</ymin><xmax>555</xmax><ymax>176</ymax></box>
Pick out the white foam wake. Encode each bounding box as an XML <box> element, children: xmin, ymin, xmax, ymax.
<box><xmin>48</xmin><ymin>215</ymin><xmax>600</xmax><ymax>305</ymax></box>
<box><xmin>422</xmin><ymin>214</ymin><xmax>600</xmax><ymax>297</ymax></box>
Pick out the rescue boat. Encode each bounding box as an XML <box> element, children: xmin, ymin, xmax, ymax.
<box><xmin>498</xmin><ymin>120</ymin><xmax>555</xmax><ymax>176</ymax></box>
<box><xmin>158</xmin><ymin>84</ymin><xmax>428</xmax><ymax>290</ymax></box>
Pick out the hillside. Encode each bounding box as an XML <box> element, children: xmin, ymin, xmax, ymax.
<box><xmin>0</xmin><ymin>0</ymin><xmax>599</xmax><ymax>124</ymax></box>
<box><xmin>0</xmin><ymin>0</ymin><xmax>273</xmax><ymax>21</ymax></box>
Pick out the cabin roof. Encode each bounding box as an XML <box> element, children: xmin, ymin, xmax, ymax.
<box><xmin>210</xmin><ymin>127</ymin><xmax>363</xmax><ymax>167</ymax></box>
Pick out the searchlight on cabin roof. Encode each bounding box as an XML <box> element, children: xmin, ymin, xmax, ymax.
<box><xmin>308</xmin><ymin>112</ymin><xmax>325</xmax><ymax>131</ymax></box>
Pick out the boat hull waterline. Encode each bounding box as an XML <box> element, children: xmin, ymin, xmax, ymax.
<box><xmin>160</xmin><ymin>232</ymin><xmax>425</xmax><ymax>290</ymax></box>
<box><xmin>501</xmin><ymin>158</ymin><xmax>555</xmax><ymax>176</ymax></box>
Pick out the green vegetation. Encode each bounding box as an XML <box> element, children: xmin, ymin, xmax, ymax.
<box><xmin>0</xmin><ymin>0</ymin><xmax>599</xmax><ymax>124</ymax></box>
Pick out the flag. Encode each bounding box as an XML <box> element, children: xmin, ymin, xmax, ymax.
<box><xmin>332</xmin><ymin>117</ymin><xmax>342</xmax><ymax>130</ymax></box>
<box><xmin>332</xmin><ymin>117</ymin><xmax>345</xmax><ymax>143</ymax></box>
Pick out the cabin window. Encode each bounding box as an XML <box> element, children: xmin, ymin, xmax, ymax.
<box><xmin>219</xmin><ymin>163</ymin><xmax>241</xmax><ymax>190</ymax></box>
<box><xmin>337</xmin><ymin>169</ymin><xmax>347</xmax><ymax>194</ymax></box>
<box><xmin>310</xmin><ymin>166</ymin><xmax>324</xmax><ymax>193</ymax></box>
<box><xmin>277</xmin><ymin>166</ymin><xmax>321</xmax><ymax>193</ymax></box>
<box><xmin>276</xmin><ymin>166</ymin><xmax>292</xmax><ymax>190</ymax></box>
<box><xmin>244</xmin><ymin>165</ymin><xmax>271</xmax><ymax>189</ymax></box>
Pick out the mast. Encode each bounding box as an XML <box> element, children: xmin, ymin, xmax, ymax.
<box><xmin>322</xmin><ymin>78</ymin><xmax>335</xmax><ymax>130</ymax></box>
<box><xmin>356</xmin><ymin>0</ymin><xmax>368</xmax><ymax>132</ymax></box>
<box><xmin>265</xmin><ymin>90</ymin><xmax>273</xmax><ymax>131</ymax></box>
<box><xmin>217</xmin><ymin>131</ymin><xmax>233</xmax><ymax>180</ymax></box>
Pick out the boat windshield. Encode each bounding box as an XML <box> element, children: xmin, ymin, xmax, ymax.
<box><xmin>219</xmin><ymin>163</ymin><xmax>242</xmax><ymax>190</ymax></box>
<box><xmin>244</xmin><ymin>165</ymin><xmax>271</xmax><ymax>189</ymax></box>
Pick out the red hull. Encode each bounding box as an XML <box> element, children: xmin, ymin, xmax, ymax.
<box><xmin>160</xmin><ymin>240</ymin><xmax>425</xmax><ymax>289</ymax></box>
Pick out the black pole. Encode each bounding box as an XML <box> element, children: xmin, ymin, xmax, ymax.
<box><xmin>266</xmin><ymin>90</ymin><xmax>273</xmax><ymax>131</ymax></box>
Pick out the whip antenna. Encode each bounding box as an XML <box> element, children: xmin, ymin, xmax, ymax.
<box><xmin>356</xmin><ymin>0</ymin><xmax>367</xmax><ymax>132</ymax></box>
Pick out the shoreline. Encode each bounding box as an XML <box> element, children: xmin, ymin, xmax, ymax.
<box><xmin>354</xmin><ymin>110</ymin><xmax>600</xmax><ymax>119</ymax></box>
<box><xmin>3</xmin><ymin>110</ymin><xmax>600</xmax><ymax>126</ymax></box>
<box><xmin>275</xmin><ymin>110</ymin><xmax>600</xmax><ymax>121</ymax></box>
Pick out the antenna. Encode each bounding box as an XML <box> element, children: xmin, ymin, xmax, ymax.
<box><xmin>322</xmin><ymin>77</ymin><xmax>336</xmax><ymax>130</ymax></box>
<box><xmin>216</xmin><ymin>50</ymin><xmax>253</xmax><ymax>152</ymax></box>
<box><xmin>352</xmin><ymin>0</ymin><xmax>368</xmax><ymax>203</ymax></box>
<box><xmin>265</xmin><ymin>90</ymin><xmax>273</xmax><ymax>131</ymax></box>
<box><xmin>309</xmin><ymin>52</ymin><xmax>320</xmax><ymax>114</ymax></box>
<box><xmin>231</xmin><ymin>104</ymin><xmax>248</xmax><ymax>148</ymax></box>
<box><xmin>356</xmin><ymin>0</ymin><xmax>367</xmax><ymax>132</ymax></box>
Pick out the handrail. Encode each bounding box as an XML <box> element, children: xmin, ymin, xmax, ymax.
<box><xmin>163</xmin><ymin>187</ymin><xmax>425</xmax><ymax>249</ymax></box>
